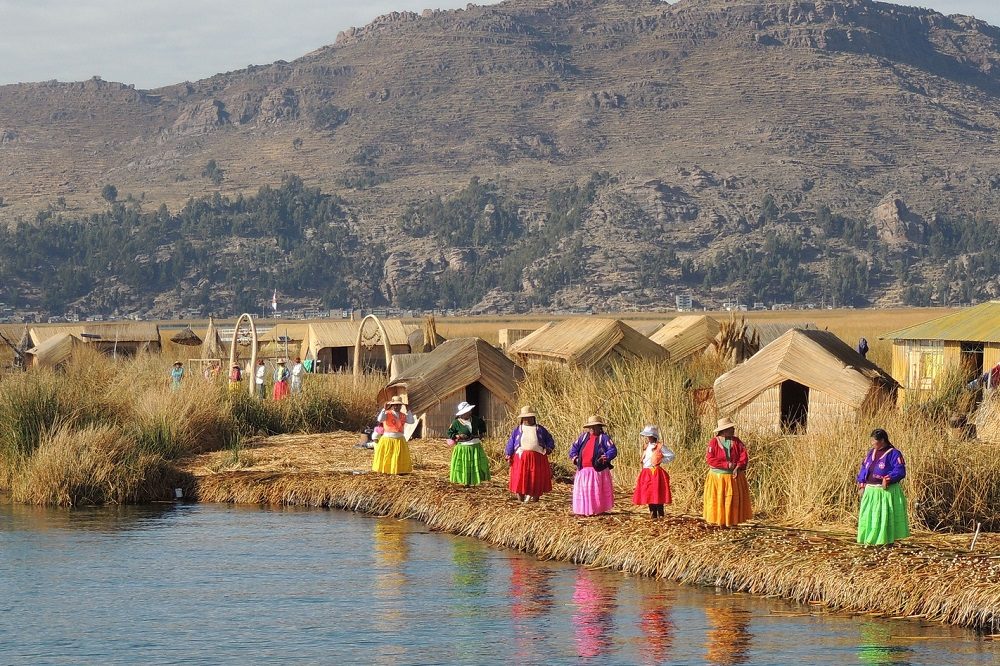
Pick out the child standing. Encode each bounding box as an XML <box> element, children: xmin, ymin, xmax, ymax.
<box><xmin>632</xmin><ymin>425</ymin><xmax>674</xmax><ymax>519</ymax></box>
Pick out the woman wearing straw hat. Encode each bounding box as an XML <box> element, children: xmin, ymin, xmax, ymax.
<box><xmin>170</xmin><ymin>361</ymin><xmax>184</xmax><ymax>391</ymax></box>
<box><xmin>855</xmin><ymin>428</ymin><xmax>910</xmax><ymax>546</ymax></box>
<box><xmin>228</xmin><ymin>362</ymin><xmax>243</xmax><ymax>393</ymax></box>
<box><xmin>504</xmin><ymin>405</ymin><xmax>555</xmax><ymax>502</ymax></box>
<box><xmin>447</xmin><ymin>401</ymin><xmax>490</xmax><ymax>487</ymax></box>
<box><xmin>703</xmin><ymin>417</ymin><xmax>752</xmax><ymax>526</ymax></box>
<box><xmin>272</xmin><ymin>360</ymin><xmax>291</xmax><ymax>400</ymax></box>
<box><xmin>373</xmin><ymin>395</ymin><xmax>415</xmax><ymax>474</ymax></box>
<box><xmin>568</xmin><ymin>415</ymin><xmax>618</xmax><ymax>516</ymax></box>
<box><xmin>632</xmin><ymin>425</ymin><xmax>675</xmax><ymax>519</ymax></box>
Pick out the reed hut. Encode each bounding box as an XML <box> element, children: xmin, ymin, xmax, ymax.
<box><xmin>299</xmin><ymin>320</ymin><xmax>412</xmax><ymax>372</ymax></box>
<box><xmin>498</xmin><ymin>328</ymin><xmax>535</xmax><ymax>350</ymax></box>
<box><xmin>883</xmin><ymin>302</ymin><xmax>1000</xmax><ymax>405</ymax></box>
<box><xmin>199</xmin><ymin>317</ymin><xmax>225</xmax><ymax>362</ymax></box>
<box><xmin>260</xmin><ymin>323</ymin><xmax>310</xmax><ymax>360</ymax></box>
<box><xmin>750</xmin><ymin>321</ymin><xmax>818</xmax><ymax>346</ymax></box>
<box><xmin>507</xmin><ymin>318</ymin><xmax>669</xmax><ymax>369</ymax></box>
<box><xmin>650</xmin><ymin>315</ymin><xmax>720</xmax><ymax>362</ymax></box>
<box><xmin>714</xmin><ymin>329</ymin><xmax>897</xmax><ymax>434</ymax></box>
<box><xmin>30</xmin><ymin>323</ymin><xmax>161</xmax><ymax>357</ymax></box>
<box><xmin>26</xmin><ymin>333</ymin><xmax>87</xmax><ymax>369</ymax></box>
<box><xmin>378</xmin><ymin>337</ymin><xmax>525</xmax><ymax>439</ymax></box>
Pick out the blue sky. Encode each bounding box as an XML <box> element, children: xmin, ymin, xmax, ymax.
<box><xmin>0</xmin><ymin>0</ymin><xmax>997</xmax><ymax>88</ymax></box>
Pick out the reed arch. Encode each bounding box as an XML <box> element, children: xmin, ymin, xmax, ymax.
<box><xmin>353</xmin><ymin>314</ymin><xmax>393</xmax><ymax>377</ymax></box>
<box><xmin>228</xmin><ymin>313</ymin><xmax>258</xmax><ymax>396</ymax></box>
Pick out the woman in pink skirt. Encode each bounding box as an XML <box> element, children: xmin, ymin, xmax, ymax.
<box><xmin>568</xmin><ymin>415</ymin><xmax>617</xmax><ymax>516</ymax></box>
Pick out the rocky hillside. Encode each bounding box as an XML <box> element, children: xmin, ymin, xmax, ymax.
<box><xmin>3</xmin><ymin>0</ymin><xmax>1000</xmax><ymax>313</ymax></box>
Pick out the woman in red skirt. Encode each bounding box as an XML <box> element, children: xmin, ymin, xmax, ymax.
<box><xmin>504</xmin><ymin>405</ymin><xmax>555</xmax><ymax>502</ymax></box>
<box><xmin>632</xmin><ymin>425</ymin><xmax>674</xmax><ymax>519</ymax></box>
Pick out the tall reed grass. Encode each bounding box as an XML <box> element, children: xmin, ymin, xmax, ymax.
<box><xmin>498</xmin><ymin>358</ymin><xmax>1000</xmax><ymax>532</ymax></box>
<box><xmin>0</xmin><ymin>351</ymin><xmax>380</xmax><ymax>505</ymax></box>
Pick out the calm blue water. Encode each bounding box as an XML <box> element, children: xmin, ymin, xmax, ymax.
<box><xmin>0</xmin><ymin>503</ymin><xmax>996</xmax><ymax>665</ymax></box>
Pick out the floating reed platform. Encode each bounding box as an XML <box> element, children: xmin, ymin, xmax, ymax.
<box><xmin>180</xmin><ymin>432</ymin><xmax>1000</xmax><ymax>632</ymax></box>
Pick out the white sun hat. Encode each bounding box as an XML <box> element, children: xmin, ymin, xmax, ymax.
<box><xmin>455</xmin><ymin>401</ymin><xmax>475</xmax><ymax>416</ymax></box>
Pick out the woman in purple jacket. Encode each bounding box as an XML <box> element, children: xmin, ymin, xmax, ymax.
<box><xmin>856</xmin><ymin>428</ymin><xmax>910</xmax><ymax>546</ymax></box>
<box><xmin>568</xmin><ymin>415</ymin><xmax>617</xmax><ymax>516</ymax></box>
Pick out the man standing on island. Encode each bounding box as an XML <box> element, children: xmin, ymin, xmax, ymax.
<box><xmin>255</xmin><ymin>358</ymin><xmax>267</xmax><ymax>399</ymax></box>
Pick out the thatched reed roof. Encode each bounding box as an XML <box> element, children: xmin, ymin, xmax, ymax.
<box><xmin>751</xmin><ymin>321</ymin><xmax>818</xmax><ymax>346</ymax></box>
<box><xmin>302</xmin><ymin>320</ymin><xmax>411</xmax><ymax>350</ymax></box>
<box><xmin>31</xmin><ymin>322</ymin><xmax>160</xmax><ymax>345</ymax></box>
<box><xmin>884</xmin><ymin>302</ymin><xmax>1000</xmax><ymax>343</ymax></box>
<box><xmin>379</xmin><ymin>337</ymin><xmax>524</xmax><ymax>414</ymax></box>
<box><xmin>259</xmin><ymin>323</ymin><xmax>311</xmax><ymax>344</ymax></box>
<box><xmin>170</xmin><ymin>326</ymin><xmax>202</xmax><ymax>346</ymax></box>
<box><xmin>508</xmin><ymin>318</ymin><xmax>668</xmax><ymax>368</ymax></box>
<box><xmin>714</xmin><ymin>329</ymin><xmax>897</xmax><ymax>414</ymax></box>
<box><xmin>16</xmin><ymin>327</ymin><xmax>32</xmax><ymax>353</ymax></box>
<box><xmin>631</xmin><ymin>321</ymin><xmax>665</xmax><ymax>336</ymax></box>
<box><xmin>27</xmin><ymin>333</ymin><xmax>86</xmax><ymax>369</ymax></box>
<box><xmin>650</xmin><ymin>315</ymin><xmax>720</xmax><ymax>362</ymax></box>
<box><xmin>389</xmin><ymin>352</ymin><xmax>426</xmax><ymax>381</ymax></box>
<box><xmin>199</xmin><ymin>318</ymin><xmax>225</xmax><ymax>360</ymax></box>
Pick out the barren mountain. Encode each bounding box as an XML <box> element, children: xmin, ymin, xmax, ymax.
<box><xmin>2</xmin><ymin>0</ymin><xmax>1000</xmax><ymax>314</ymax></box>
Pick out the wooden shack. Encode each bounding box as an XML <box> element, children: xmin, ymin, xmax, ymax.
<box><xmin>30</xmin><ymin>323</ymin><xmax>161</xmax><ymax>357</ymax></box>
<box><xmin>884</xmin><ymin>302</ymin><xmax>1000</xmax><ymax>405</ymax></box>
<box><xmin>299</xmin><ymin>320</ymin><xmax>412</xmax><ymax>372</ymax></box>
<box><xmin>507</xmin><ymin>318</ymin><xmax>669</xmax><ymax>369</ymax></box>
<box><xmin>650</xmin><ymin>315</ymin><xmax>720</xmax><ymax>362</ymax></box>
<box><xmin>714</xmin><ymin>329</ymin><xmax>897</xmax><ymax>434</ymax></box>
<box><xmin>378</xmin><ymin>337</ymin><xmax>524</xmax><ymax>439</ymax></box>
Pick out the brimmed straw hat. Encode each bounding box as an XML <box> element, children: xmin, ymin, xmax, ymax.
<box><xmin>518</xmin><ymin>405</ymin><xmax>537</xmax><ymax>419</ymax></box>
<box><xmin>385</xmin><ymin>395</ymin><xmax>407</xmax><ymax>406</ymax></box>
<box><xmin>583</xmin><ymin>414</ymin><xmax>606</xmax><ymax>428</ymax></box>
<box><xmin>173</xmin><ymin>361</ymin><xmax>183</xmax><ymax>366</ymax></box>
<box><xmin>456</xmin><ymin>401</ymin><xmax>475</xmax><ymax>416</ymax></box>
<box><xmin>278</xmin><ymin>359</ymin><xmax>286</xmax><ymax>365</ymax></box>
<box><xmin>640</xmin><ymin>425</ymin><xmax>659</xmax><ymax>438</ymax></box>
<box><xmin>714</xmin><ymin>417</ymin><xmax>736</xmax><ymax>434</ymax></box>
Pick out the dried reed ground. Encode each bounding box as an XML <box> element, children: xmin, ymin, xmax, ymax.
<box><xmin>184</xmin><ymin>432</ymin><xmax>1000</xmax><ymax>632</ymax></box>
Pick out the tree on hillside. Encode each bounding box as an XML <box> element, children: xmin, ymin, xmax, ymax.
<box><xmin>101</xmin><ymin>184</ymin><xmax>118</xmax><ymax>204</ymax></box>
<box><xmin>202</xmin><ymin>160</ymin><xmax>224</xmax><ymax>186</ymax></box>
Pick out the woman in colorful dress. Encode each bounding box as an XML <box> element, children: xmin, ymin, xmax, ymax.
<box><xmin>447</xmin><ymin>401</ymin><xmax>490</xmax><ymax>487</ymax></box>
<box><xmin>170</xmin><ymin>361</ymin><xmax>184</xmax><ymax>391</ymax></box>
<box><xmin>228</xmin><ymin>362</ymin><xmax>243</xmax><ymax>392</ymax></box>
<box><xmin>632</xmin><ymin>425</ymin><xmax>674</xmax><ymax>519</ymax></box>
<box><xmin>504</xmin><ymin>405</ymin><xmax>555</xmax><ymax>502</ymax></box>
<box><xmin>856</xmin><ymin>428</ymin><xmax>910</xmax><ymax>546</ymax></box>
<box><xmin>372</xmin><ymin>396</ymin><xmax>414</xmax><ymax>474</ymax></box>
<box><xmin>568</xmin><ymin>415</ymin><xmax>617</xmax><ymax>516</ymax></box>
<box><xmin>272</xmin><ymin>360</ymin><xmax>290</xmax><ymax>400</ymax></box>
<box><xmin>703</xmin><ymin>418</ymin><xmax>752</xmax><ymax>527</ymax></box>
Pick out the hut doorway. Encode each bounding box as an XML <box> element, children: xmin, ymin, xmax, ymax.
<box><xmin>329</xmin><ymin>347</ymin><xmax>348</xmax><ymax>372</ymax></box>
<box><xmin>780</xmin><ymin>380</ymin><xmax>809</xmax><ymax>434</ymax></box>
<box><xmin>961</xmin><ymin>342</ymin><xmax>984</xmax><ymax>384</ymax></box>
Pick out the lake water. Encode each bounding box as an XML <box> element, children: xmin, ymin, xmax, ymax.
<box><xmin>0</xmin><ymin>503</ymin><xmax>995</xmax><ymax>665</ymax></box>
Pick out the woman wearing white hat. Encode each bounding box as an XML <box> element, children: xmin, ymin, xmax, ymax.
<box><xmin>703</xmin><ymin>417</ymin><xmax>752</xmax><ymax>526</ymax></box>
<box><xmin>446</xmin><ymin>401</ymin><xmax>490</xmax><ymax>487</ymax></box>
<box><xmin>504</xmin><ymin>405</ymin><xmax>555</xmax><ymax>502</ymax></box>
<box><xmin>568</xmin><ymin>415</ymin><xmax>618</xmax><ymax>516</ymax></box>
<box><xmin>632</xmin><ymin>425</ymin><xmax>675</xmax><ymax>519</ymax></box>
<box><xmin>372</xmin><ymin>395</ymin><xmax>415</xmax><ymax>474</ymax></box>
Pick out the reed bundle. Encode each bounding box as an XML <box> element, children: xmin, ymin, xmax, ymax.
<box><xmin>187</xmin><ymin>432</ymin><xmax>1000</xmax><ymax>632</ymax></box>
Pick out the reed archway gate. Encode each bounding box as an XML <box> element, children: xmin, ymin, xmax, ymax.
<box><xmin>353</xmin><ymin>314</ymin><xmax>394</xmax><ymax>378</ymax></box>
<box><xmin>228</xmin><ymin>313</ymin><xmax>259</xmax><ymax>396</ymax></box>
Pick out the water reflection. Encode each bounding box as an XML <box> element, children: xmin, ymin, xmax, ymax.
<box><xmin>857</xmin><ymin>622</ymin><xmax>913</xmax><ymax>666</ymax></box>
<box><xmin>452</xmin><ymin>538</ymin><xmax>490</xmax><ymax>599</ymax></box>
<box><xmin>372</xmin><ymin>519</ymin><xmax>409</xmax><ymax>664</ymax></box>
<box><xmin>705</xmin><ymin>602</ymin><xmax>752</xmax><ymax>665</ymax></box>
<box><xmin>573</xmin><ymin>570</ymin><xmax>618</xmax><ymax>659</ymax></box>
<box><xmin>509</xmin><ymin>555</ymin><xmax>555</xmax><ymax>662</ymax></box>
<box><xmin>0</xmin><ymin>503</ymin><xmax>177</xmax><ymax>534</ymax></box>
<box><xmin>639</xmin><ymin>591</ymin><xmax>675</xmax><ymax>664</ymax></box>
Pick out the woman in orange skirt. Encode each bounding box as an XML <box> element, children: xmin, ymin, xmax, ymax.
<box><xmin>703</xmin><ymin>417</ymin><xmax>752</xmax><ymax>526</ymax></box>
<box><xmin>632</xmin><ymin>425</ymin><xmax>674</xmax><ymax>519</ymax></box>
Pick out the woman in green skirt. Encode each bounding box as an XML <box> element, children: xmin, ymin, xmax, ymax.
<box><xmin>856</xmin><ymin>428</ymin><xmax>910</xmax><ymax>546</ymax></box>
<box><xmin>447</xmin><ymin>401</ymin><xmax>490</xmax><ymax>487</ymax></box>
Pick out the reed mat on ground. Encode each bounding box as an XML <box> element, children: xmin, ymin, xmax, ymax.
<box><xmin>0</xmin><ymin>352</ymin><xmax>379</xmax><ymax>505</ymax></box>
<box><xmin>185</xmin><ymin>432</ymin><xmax>1000</xmax><ymax>632</ymax></box>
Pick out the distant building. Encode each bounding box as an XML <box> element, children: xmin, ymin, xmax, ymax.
<box><xmin>675</xmin><ymin>293</ymin><xmax>693</xmax><ymax>311</ymax></box>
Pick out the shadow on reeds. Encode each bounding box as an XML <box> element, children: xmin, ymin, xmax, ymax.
<box><xmin>0</xmin><ymin>351</ymin><xmax>380</xmax><ymax>506</ymax></box>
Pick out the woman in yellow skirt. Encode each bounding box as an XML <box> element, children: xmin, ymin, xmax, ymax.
<box><xmin>372</xmin><ymin>396</ymin><xmax>414</xmax><ymax>474</ymax></box>
<box><xmin>703</xmin><ymin>417</ymin><xmax>752</xmax><ymax>526</ymax></box>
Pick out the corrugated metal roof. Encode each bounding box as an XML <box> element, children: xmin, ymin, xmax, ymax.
<box><xmin>883</xmin><ymin>302</ymin><xmax>1000</xmax><ymax>342</ymax></box>
<box><xmin>379</xmin><ymin>338</ymin><xmax>524</xmax><ymax>414</ymax></box>
<box><xmin>714</xmin><ymin>329</ymin><xmax>897</xmax><ymax>413</ymax></box>
<box><xmin>650</xmin><ymin>315</ymin><xmax>720</xmax><ymax>361</ymax></box>
<box><xmin>508</xmin><ymin>318</ymin><xmax>668</xmax><ymax>367</ymax></box>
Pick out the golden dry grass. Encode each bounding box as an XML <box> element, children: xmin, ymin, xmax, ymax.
<box><xmin>185</xmin><ymin>431</ymin><xmax>1000</xmax><ymax>631</ymax></box>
